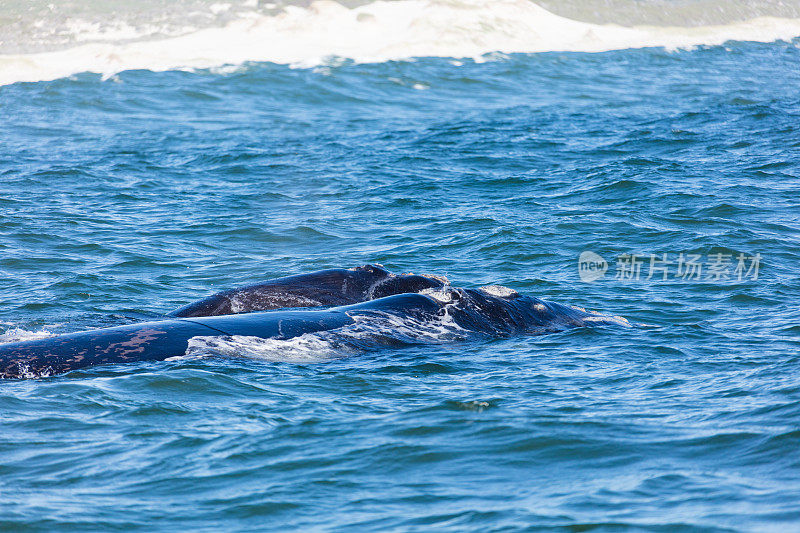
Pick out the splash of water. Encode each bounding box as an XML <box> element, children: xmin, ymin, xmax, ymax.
<box><xmin>2</xmin><ymin>0</ymin><xmax>800</xmax><ymax>85</ymax></box>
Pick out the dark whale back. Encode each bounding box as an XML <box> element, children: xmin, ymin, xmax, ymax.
<box><xmin>169</xmin><ymin>265</ymin><xmax>393</xmax><ymax>317</ymax></box>
<box><xmin>0</xmin><ymin>320</ymin><xmax>215</xmax><ymax>379</ymax></box>
<box><xmin>0</xmin><ymin>293</ymin><xmax>443</xmax><ymax>379</ymax></box>
<box><xmin>370</xmin><ymin>274</ymin><xmax>444</xmax><ymax>299</ymax></box>
<box><xmin>169</xmin><ymin>265</ymin><xmax>447</xmax><ymax>318</ymax></box>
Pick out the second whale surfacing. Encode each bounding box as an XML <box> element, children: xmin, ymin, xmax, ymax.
<box><xmin>168</xmin><ymin>264</ymin><xmax>446</xmax><ymax>317</ymax></box>
<box><xmin>0</xmin><ymin>265</ymin><xmax>629</xmax><ymax>379</ymax></box>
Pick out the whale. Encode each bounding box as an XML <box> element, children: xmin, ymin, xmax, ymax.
<box><xmin>0</xmin><ymin>266</ymin><xmax>629</xmax><ymax>379</ymax></box>
<box><xmin>169</xmin><ymin>264</ymin><xmax>446</xmax><ymax>317</ymax></box>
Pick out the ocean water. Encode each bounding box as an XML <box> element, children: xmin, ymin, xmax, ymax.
<box><xmin>2</xmin><ymin>0</ymin><xmax>800</xmax><ymax>530</ymax></box>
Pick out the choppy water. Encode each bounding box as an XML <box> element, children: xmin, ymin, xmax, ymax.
<box><xmin>2</xmin><ymin>1</ymin><xmax>800</xmax><ymax>530</ymax></box>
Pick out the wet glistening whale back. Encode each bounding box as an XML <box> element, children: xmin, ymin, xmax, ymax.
<box><xmin>168</xmin><ymin>264</ymin><xmax>445</xmax><ymax>317</ymax></box>
<box><xmin>0</xmin><ymin>265</ymin><xmax>628</xmax><ymax>379</ymax></box>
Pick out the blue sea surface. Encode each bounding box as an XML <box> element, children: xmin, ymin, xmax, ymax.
<box><xmin>1</xmin><ymin>41</ymin><xmax>800</xmax><ymax>531</ymax></box>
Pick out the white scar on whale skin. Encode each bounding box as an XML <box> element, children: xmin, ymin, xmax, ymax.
<box><xmin>3</xmin><ymin>0</ymin><xmax>800</xmax><ymax>85</ymax></box>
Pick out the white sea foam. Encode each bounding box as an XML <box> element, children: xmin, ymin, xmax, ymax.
<box><xmin>185</xmin><ymin>304</ymin><xmax>467</xmax><ymax>361</ymax></box>
<box><xmin>2</xmin><ymin>0</ymin><xmax>800</xmax><ymax>85</ymax></box>
<box><xmin>0</xmin><ymin>325</ymin><xmax>57</xmax><ymax>344</ymax></box>
<box><xmin>11</xmin><ymin>363</ymin><xmax>55</xmax><ymax>379</ymax></box>
<box><xmin>186</xmin><ymin>332</ymin><xmax>351</xmax><ymax>362</ymax></box>
<box><xmin>581</xmin><ymin>312</ymin><xmax>632</xmax><ymax>327</ymax></box>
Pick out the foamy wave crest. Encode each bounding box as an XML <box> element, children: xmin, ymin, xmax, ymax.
<box><xmin>0</xmin><ymin>326</ymin><xmax>57</xmax><ymax>344</ymax></box>
<box><xmin>2</xmin><ymin>0</ymin><xmax>800</xmax><ymax>85</ymax></box>
<box><xmin>185</xmin><ymin>305</ymin><xmax>468</xmax><ymax>362</ymax></box>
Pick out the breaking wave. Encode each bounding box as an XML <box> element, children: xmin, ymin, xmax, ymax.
<box><xmin>2</xmin><ymin>0</ymin><xmax>800</xmax><ymax>85</ymax></box>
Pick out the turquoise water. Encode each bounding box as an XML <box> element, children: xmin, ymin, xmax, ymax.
<box><xmin>2</xmin><ymin>18</ymin><xmax>800</xmax><ymax>533</ymax></box>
